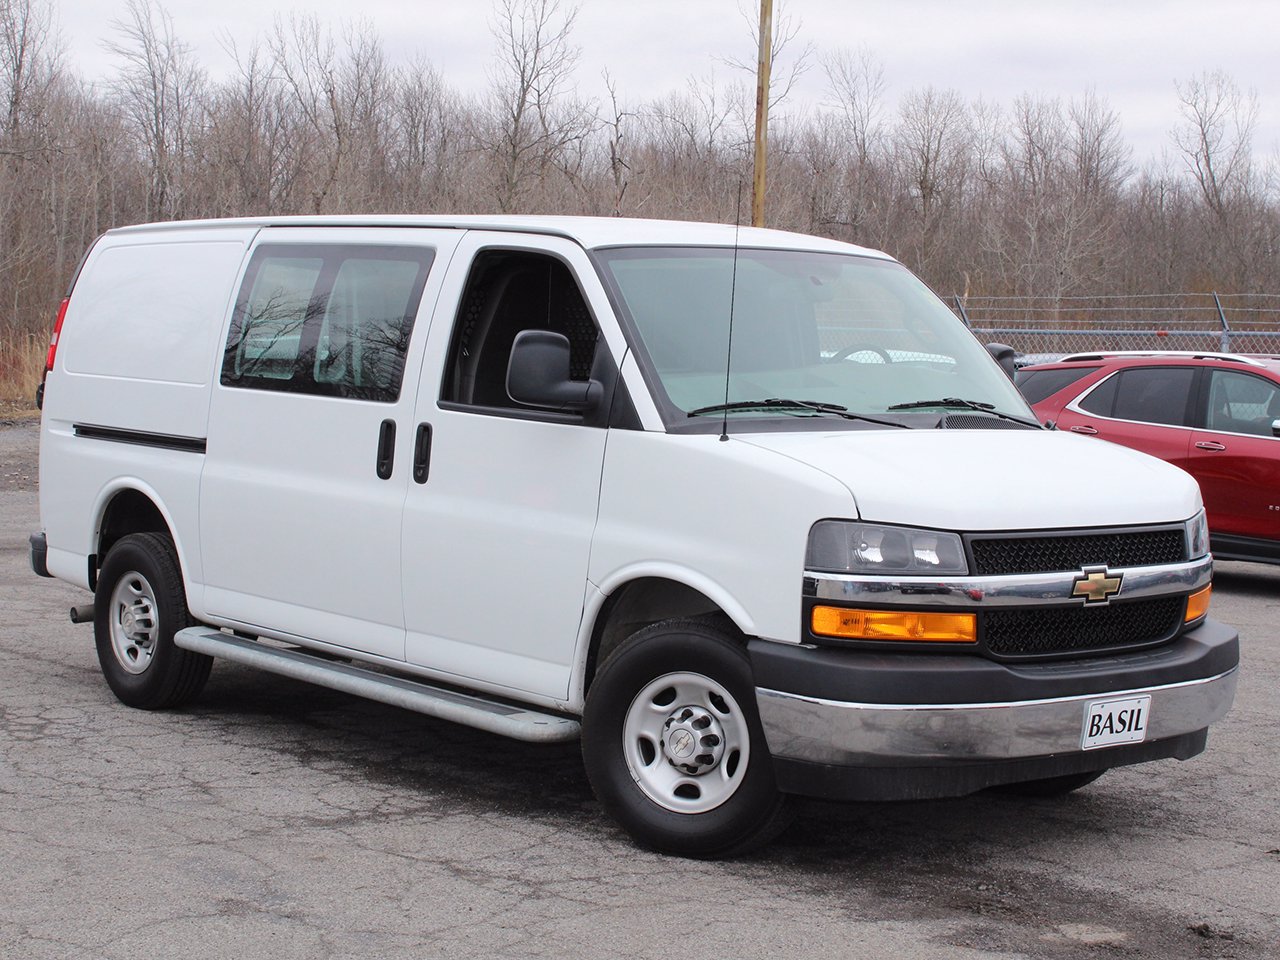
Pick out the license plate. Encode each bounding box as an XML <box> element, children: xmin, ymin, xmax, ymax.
<box><xmin>1081</xmin><ymin>695</ymin><xmax>1152</xmax><ymax>750</ymax></box>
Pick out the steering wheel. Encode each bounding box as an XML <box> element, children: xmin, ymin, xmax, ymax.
<box><xmin>826</xmin><ymin>344</ymin><xmax>892</xmax><ymax>364</ymax></box>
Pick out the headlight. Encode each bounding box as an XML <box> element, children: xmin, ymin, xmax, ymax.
<box><xmin>807</xmin><ymin>521</ymin><xmax>969</xmax><ymax>576</ymax></box>
<box><xmin>1185</xmin><ymin>509</ymin><xmax>1209</xmax><ymax>560</ymax></box>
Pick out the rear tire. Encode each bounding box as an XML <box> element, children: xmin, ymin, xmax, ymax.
<box><xmin>582</xmin><ymin>618</ymin><xmax>791</xmax><ymax>857</ymax></box>
<box><xmin>94</xmin><ymin>532</ymin><xmax>212</xmax><ymax>709</ymax></box>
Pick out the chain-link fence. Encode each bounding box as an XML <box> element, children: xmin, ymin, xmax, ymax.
<box><xmin>952</xmin><ymin>293</ymin><xmax>1280</xmax><ymax>363</ymax></box>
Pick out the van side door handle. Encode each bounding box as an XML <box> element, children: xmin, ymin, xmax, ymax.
<box><xmin>1195</xmin><ymin>440</ymin><xmax>1226</xmax><ymax>451</ymax></box>
<box><xmin>412</xmin><ymin>423</ymin><xmax>432</xmax><ymax>484</ymax></box>
<box><xmin>376</xmin><ymin>419</ymin><xmax>396</xmax><ymax>479</ymax></box>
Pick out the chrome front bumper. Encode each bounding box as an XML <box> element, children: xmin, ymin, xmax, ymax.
<box><xmin>756</xmin><ymin>667</ymin><xmax>1238</xmax><ymax>766</ymax></box>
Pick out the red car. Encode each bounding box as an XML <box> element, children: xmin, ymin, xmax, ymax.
<box><xmin>1018</xmin><ymin>351</ymin><xmax>1280</xmax><ymax>564</ymax></box>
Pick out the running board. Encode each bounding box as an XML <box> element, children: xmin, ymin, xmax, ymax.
<box><xmin>174</xmin><ymin>628</ymin><xmax>580</xmax><ymax>743</ymax></box>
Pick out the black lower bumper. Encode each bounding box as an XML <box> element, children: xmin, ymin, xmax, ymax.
<box><xmin>29</xmin><ymin>532</ymin><xmax>51</xmax><ymax>578</ymax></box>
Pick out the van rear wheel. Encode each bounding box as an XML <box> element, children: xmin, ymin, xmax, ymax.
<box><xmin>94</xmin><ymin>532</ymin><xmax>212</xmax><ymax>709</ymax></box>
<box><xmin>582</xmin><ymin>619</ymin><xmax>791</xmax><ymax>857</ymax></box>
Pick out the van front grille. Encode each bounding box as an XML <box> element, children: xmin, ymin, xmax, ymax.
<box><xmin>969</xmin><ymin>529</ymin><xmax>1187</xmax><ymax>576</ymax></box>
<box><xmin>983</xmin><ymin>596</ymin><xmax>1184</xmax><ymax>659</ymax></box>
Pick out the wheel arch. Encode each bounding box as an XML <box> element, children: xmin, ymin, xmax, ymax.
<box><xmin>90</xmin><ymin>481</ymin><xmax>184</xmax><ymax>591</ymax></box>
<box><xmin>572</xmin><ymin>567</ymin><xmax>757</xmax><ymax>711</ymax></box>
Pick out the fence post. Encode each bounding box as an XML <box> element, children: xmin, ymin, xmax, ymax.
<box><xmin>1212</xmin><ymin>291</ymin><xmax>1229</xmax><ymax>351</ymax></box>
<box><xmin>953</xmin><ymin>295</ymin><xmax>971</xmax><ymax>328</ymax></box>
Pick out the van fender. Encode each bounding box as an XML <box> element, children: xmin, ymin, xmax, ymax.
<box><xmin>567</xmin><ymin>561</ymin><xmax>760</xmax><ymax>713</ymax></box>
<box><xmin>88</xmin><ymin>477</ymin><xmax>205</xmax><ymax>615</ymax></box>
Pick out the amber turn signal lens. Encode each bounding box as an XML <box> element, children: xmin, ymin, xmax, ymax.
<box><xmin>811</xmin><ymin>606</ymin><xmax>977</xmax><ymax>642</ymax></box>
<box><xmin>1185</xmin><ymin>585</ymin><xmax>1211</xmax><ymax>622</ymax></box>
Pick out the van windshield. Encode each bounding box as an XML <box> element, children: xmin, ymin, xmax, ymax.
<box><xmin>594</xmin><ymin>247</ymin><xmax>1031</xmax><ymax>426</ymax></box>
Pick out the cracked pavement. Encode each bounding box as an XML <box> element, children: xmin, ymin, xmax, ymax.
<box><xmin>2</xmin><ymin>420</ymin><xmax>1277</xmax><ymax>958</ymax></box>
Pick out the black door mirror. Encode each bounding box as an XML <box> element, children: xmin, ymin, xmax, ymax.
<box><xmin>507</xmin><ymin>330</ymin><xmax>602</xmax><ymax>412</ymax></box>
<box><xmin>985</xmin><ymin>341</ymin><xmax>1018</xmax><ymax>380</ymax></box>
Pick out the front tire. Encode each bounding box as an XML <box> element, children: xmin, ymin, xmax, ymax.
<box><xmin>94</xmin><ymin>532</ymin><xmax>212</xmax><ymax>709</ymax></box>
<box><xmin>582</xmin><ymin>619</ymin><xmax>790</xmax><ymax>857</ymax></box>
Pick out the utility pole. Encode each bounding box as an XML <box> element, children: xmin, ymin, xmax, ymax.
<box><xmin>751</xmin><ymin>0</ymin><xmax>773</xmax><ymax>227</ymax></box>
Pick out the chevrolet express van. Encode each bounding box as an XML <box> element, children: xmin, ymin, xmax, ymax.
<box><xmin>30</xmin><ymin>216</ymin><xmax>1239</xmax><ymax>856</ymax></box>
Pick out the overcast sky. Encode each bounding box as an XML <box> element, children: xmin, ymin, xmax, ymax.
<box><xmin>52</xmin><ymin>0</ymin><xmax>1280</xmax><ymax>167</ymax></box>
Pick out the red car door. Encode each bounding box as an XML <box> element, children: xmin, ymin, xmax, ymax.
<box><xmin>1186</xmin><ymin>369</ymin><xmax>1280</xmax><ymax>541</ymax></box>
<box><xmin>1188</xmin><ymin>430</ymin><xmax>1280</xmax><ymax>540</ymax></box>
<box><xmin>1053</xmin><ymin>366</ymin><xmax>1195</xmax><ymax>471</ymax></box>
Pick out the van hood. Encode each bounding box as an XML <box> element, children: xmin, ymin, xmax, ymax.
<box><xmin>736</xmin><ymin>428</ymin><xmax>1202</xmax><ymax>531</ymax></box>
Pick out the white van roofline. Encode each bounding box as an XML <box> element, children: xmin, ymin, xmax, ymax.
<box><xmin>104</xmin><ymin>214</ymin><xmax>893</xmax><ymax>259</ymax></box>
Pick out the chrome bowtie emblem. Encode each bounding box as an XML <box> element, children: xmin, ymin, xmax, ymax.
<box><xmin>669</xmin><ymin>729</ymin><xmax>695</xmax><ymax>759</ymax></box>
<box><xmin>1071</xmin><ymin>566</ymin><xmax>1123</xmax><ymax>605</ymax></box>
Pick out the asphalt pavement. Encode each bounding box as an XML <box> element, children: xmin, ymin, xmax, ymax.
<box><xmin>2</xmin><ymin>420</ymin><xmax>1276</xmax><ymax>959</ymax></box>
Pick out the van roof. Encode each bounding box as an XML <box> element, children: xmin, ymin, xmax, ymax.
<box><xmin>105</xmin><ymin>214</ymin><xmax>892</xmax><ymax>259</ymax></box>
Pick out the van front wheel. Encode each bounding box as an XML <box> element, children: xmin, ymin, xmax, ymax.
<box><xmin>94</xmin><ymin>532</ymin><xmax>212</xmax><ymax>709</ymax></box>
<box><xmin>582</xmin><ymin>619</ymin><xmax>790</xmax><ymax>857</ymax></box>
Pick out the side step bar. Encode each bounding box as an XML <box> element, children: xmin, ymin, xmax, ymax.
<box><xmin>174</xmin><ymin>627</ymin><xmax>581</xmax><ymax>744</ymax></box>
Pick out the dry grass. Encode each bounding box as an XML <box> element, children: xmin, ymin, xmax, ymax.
<box><xmin>0</xmin><ymin>330</ymin><xmax>45</xmax><ymax>415</ymax></box>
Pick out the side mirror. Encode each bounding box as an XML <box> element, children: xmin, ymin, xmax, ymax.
<box><xmin>507</xmin><ymin>330</ymin><xmax>602</xmax><ymax>412</ymax></box>
<box><xmin>985</xmin><ymin>341</ymin><xmax>1018</xmax><ymax>380</ymax></box>
<box><xmin>1271</xmin><ymin>419</ymin><xmax>1280</xmax><ymax>438</ymax></box>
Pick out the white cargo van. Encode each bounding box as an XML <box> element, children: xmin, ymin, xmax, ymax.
<box><xmin>31</xmin><ymin>216</ymin><xmax>1238</xmax><ymax>856</ymax></box>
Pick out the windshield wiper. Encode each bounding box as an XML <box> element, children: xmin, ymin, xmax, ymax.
<box><xmin>687</xmin><ymin>398</ymin><xmax>909</xmax><ymax>429</ymax></box>
<box><xmin>886</xmin><ymin>397</ymin><xmax>1040</xmax><ymax>428</ymax></box>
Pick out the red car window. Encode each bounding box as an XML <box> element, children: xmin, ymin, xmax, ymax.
<box><xmin>1205</xmin><ymin>369</ymin><xmax>1280</xmax><ymax>437</ymax></box>
<box><xmin>1016</xmin><ymin>366</ymin><xmax>1100</xmax><ymax>404</ymax></box>
<box><xmin>1085</xmin><ymin>367</ymin><xmax>1195</xmax><ymax>426</ymax></box>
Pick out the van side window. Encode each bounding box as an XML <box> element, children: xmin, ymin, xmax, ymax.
<box><xmin>440</xmin><ymin>250</ymin><xmax>599</xmax><ymax>411</ymax></box>
<box><xmin>222</xmin><ymin>244</ymin><xmax>435</xmax><ymax>402</ymax></box>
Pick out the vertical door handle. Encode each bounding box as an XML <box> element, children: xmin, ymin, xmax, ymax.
<box><xmin>1194</xmin><ymin>440</ymin><xmax>1226</xmax><ymax>451</ymax></box>
<box><xmin>1070</xmin><ymin>425</ymin><xmax>1099</xmax><ymax>435</ymax></box>
<box><xmin>376</xmin><ymin>419</ymin><xmax>396</xmax><ymax>479</ymax></box>
<box><xmin>413</xmin><ymin>423</ymin><xmax>432</xmax><ymax>484</ymax></box>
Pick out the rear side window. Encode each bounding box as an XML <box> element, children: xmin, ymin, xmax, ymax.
<box><xmin>1015</xmin><ymin>366</ymin><xmax>1100</xmax><ymax>404</ymax></box>
<box><xmin>1082</xmin><ymin>367</ymin><xmax>1195</xmax><ymax>426</ymax></box>
<box><xmin>222</xmin><ymin>244</ymin><xmax>434</xmax><ymax>402</ymax></box>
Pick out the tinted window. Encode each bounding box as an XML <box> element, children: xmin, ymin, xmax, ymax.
<box><xmin>222</xmin><ymin>244</ymin><xmax>434</xmax><ymax>402</ymax></box>
<box><xmin>1078</xmin><ymin>373</ymin><xmax>1118</xmax><ymax>416</ymax></box>
<box><xmin>1206</xmin><ymin>370</ymin><xmax>1280</xmax><ymax>436</ymax></box>
<box><xmin>1016</xmin><ymin>366</ymin><xmax>1100</xmax><ymax>404</ymax></box>
<box><xmin>1110</xmin><ymin>368</ymin><xmax>1195</xmax><ymax>426</ymax></box>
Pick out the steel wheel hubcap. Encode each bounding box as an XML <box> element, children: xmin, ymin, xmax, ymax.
<box><xmin>108</xmin><ymin>571</ymin><xmax>159</xmax><ymax>675</ymax></box>
<box><xmin>622</xmin><ymin>671</ymin><xmax>750</xmax><ymax>814</ymax></box>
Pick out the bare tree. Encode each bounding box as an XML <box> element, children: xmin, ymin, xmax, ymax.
<box><xmin>1173</xmin><ymin>69</ymin><xmax>1258</xmax><ymax>221</ymax></box>
<box><xmin>892</xmin><ymin>86</ymin><xmax>970</xmax><ymax>272</ymax></box>
<box><xmin>479</xmin><ymin>0</ymin><xmax>596</xmax><ymax>212</ymax></box>
<box><xmin>600</xmin><ymin>70</ymin><xmax>631</xmax><ymax>216</ymax></box>
<box><xmin>105</xmin><ymin>0</ymin><xmax>205</xmax><ymax>220</ymax></box>
<box><xmin>390</xmin><ymin>56</ymin><xmax>467</xmax><ymax>212</ymax></box>
<box><xmin>822</xmin><ymin>46</ymin><xmax>885</xmax><ymax>166</ymax></box>
<box><xmin>0</xmin><ymin>0</ymin><xmax>58</xmax><ymax>137</ymax></box>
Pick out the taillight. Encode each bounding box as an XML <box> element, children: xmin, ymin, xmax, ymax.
<box><xmin>46</xmin><ymin>296</ymin><xmax>69</xmax><ymax>372</ymax></box>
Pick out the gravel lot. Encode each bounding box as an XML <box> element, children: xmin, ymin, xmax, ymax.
<box><xmin>2</xmin><ymin>419</ymin><xmax>1276</xmax><ymax>959</ymax></box>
